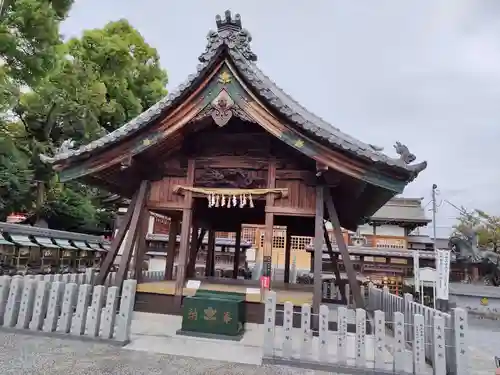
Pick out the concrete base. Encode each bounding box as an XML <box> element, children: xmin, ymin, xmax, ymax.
<box><xmin>0</xmin><ymin>326</ymin><xmax>129</xmax><ymax>346</ymax></box>
<box><xmin>125</xmin><ymin>312</ymin><xmax>264</xmax><ymax>365</ymax></box>
<box><xmin>264</xmin><ymin>356</ymin><xmax>414</xmax><ymax>375</ymax></box>
<box><xmin>176</xmin><ymin>328</ymin><xmax>244</xmax><ymax>342</ymax></box>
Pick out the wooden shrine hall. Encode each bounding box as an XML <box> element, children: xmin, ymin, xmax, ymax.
<box><xmin>40</xmin><ymin>10</ymin><xmax>427</xmax><ymax>319</ymax></box>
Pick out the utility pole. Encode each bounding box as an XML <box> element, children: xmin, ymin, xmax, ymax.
<box><xmin>432</xmin><ymin>184</ymin><xmax>437</xmax><ymax>245</ymax></box>
<box><xmin>431</xmin><ymin>184</ymin><xmax>438</xmax><ymax>309</ymax></box>
<box><xmin>432</xmin><ymin>184</ymin><xmax>448</xmax><ymax>311</ymax></box>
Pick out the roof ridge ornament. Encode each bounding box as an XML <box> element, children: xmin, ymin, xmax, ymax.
<box><xmin>393</xmin><ymin>141</ymin><xmax>427</xmax><ymax>175</ymax></box>
<box><xmin>199</xmin><ymin>10</ymin><xmax>257</xmax><ymax>63</ymax></box>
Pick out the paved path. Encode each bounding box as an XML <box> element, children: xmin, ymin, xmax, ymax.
<box><xmin>0</xmin><ymin>331</ymin><xmax>338</xmax><ymax>375</ymax></box>
<box><xmin>468</xmin><ymin>317</ymin><xmax>500</xmax><ymax>375</ymax></box>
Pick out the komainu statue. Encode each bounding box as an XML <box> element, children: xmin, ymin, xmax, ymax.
<box><xmin>449</xmin><ymin>227</ymin><xmax>500</xmax><ymax>286</ymax></box>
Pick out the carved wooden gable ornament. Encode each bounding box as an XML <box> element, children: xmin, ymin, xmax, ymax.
<box><xmin>211</xmin><ymin>89</ymin><xmax>234</xmax><ymax>127</ymax></box>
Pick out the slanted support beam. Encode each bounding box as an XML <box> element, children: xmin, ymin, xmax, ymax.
<box><xmin>312</xmin><ymin>185</ymin><xmax>324</xmax><ymax>314</ymax></box>
<box><xmin>96</xmin><ymin>187</ymin><xmax>140</xmax><ymax>285</ymax></box>
<box><xmin>174</xmin><ymin>208</ymin><xmax>192</xmax><ymax>302</ymax></box>
<box><xmin>232</xmin><ymin>226</ymin><xmax>242</xmax><ymax>279</ymax></box>
<box><xmin>174</xmin><ymin>158</ymin><xmax>195</xmax><ymax>306</ymax></box>
<box><xmin>323</xmin><ymin>186</ymin><xmax>364</xmax><ymax>308</ymax></box>
<box><xmin>164</xmin><ymin>219</ymin><xmax>180</xmax><ymax>280</ymax></box>
<box><xmin>323</xmin><ymin>223</ymin><xmax>346</xmax><ymax>303</ymax></box>
<box><xmin>114</xmin><ymin>180</ymin><xmax>150</xmax><ymax>290</ymax></box>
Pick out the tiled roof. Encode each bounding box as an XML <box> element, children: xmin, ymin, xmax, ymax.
<box><xmin>40</xmin><ymin>10</ymin><xmax>427</xmax><ymax>181</ymax></box>
<box><xmin>369</xmin><ymin>197</ymin><xmax>430</xmax><ymax>223</ymax></box>
<box><xmin>407</xmin><ymin>235</ymin><xmax>434</xmax><ymax>244</ymax></box>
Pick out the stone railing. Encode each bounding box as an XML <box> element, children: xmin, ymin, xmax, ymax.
<box><xmin>263</xmin><ymin>289</ymin><xmax>467</xmax><ymax>374</ymax></box>
<box><xmin>367</xmin><ymin>285</ymin><xmax>467</xmax><ymax>374</ymax></box>
<box><xmin>0</xmin><ymin>272</ymin><xmax>136</xmax><ymax>345</ymax></box>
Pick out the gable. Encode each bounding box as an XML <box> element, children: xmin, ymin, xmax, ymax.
<box><xmin>58</xmin><ymin>61</ymin><xmax>408</xmax><ymax>193</ymax></box>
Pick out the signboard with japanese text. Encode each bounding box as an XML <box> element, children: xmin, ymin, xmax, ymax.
<box><xmin>413</xmin><ymin>251</ymin><xmax>420</xmax><ymax>293</ymax></box>
<box><xmin>436</xmin><ymin>249</ymin><xmax>450</xmax><ymax>300</ymax></box>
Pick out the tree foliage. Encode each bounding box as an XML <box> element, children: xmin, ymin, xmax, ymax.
<box><xmin>453</xmin><ymin>208</ymin><xmax>500</xmax><ymax>252</ymax></box>
<box><xmin>0</xmin><ymin>4</ymin><xmax>168</xmax><ymax>231</ymax></box>
<box><xmin>0</xmin><ymin>0</ymin><xmax>73</xmax><ymax>87</ymax></box>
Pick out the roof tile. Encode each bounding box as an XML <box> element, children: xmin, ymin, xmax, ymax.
<box><xmin>41</xmin><ymin>10</ymin><xmax>427</xmax><ymax>181</ymax></box>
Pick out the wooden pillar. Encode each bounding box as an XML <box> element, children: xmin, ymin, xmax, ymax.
<box><xmin>263</xmin><ymin>159</ymin><xmax>276</xmax><ymax>286</ymax></box>
<box><xmin>115</xmin><ymin>181</ymin><xmax>150</xmax><ymax>290</ymax></box>
<box><xmin>205</xmin><ymin>229</ymin><xmax>216</xmax><ymax>277</ymax></box>
<box><xmin>324</xmin><ymin>186</ymin><xmax>364</xmax><ymax>308</ymax></box>
<box><xmin>174</xmin><ymin>159</ymin><xmax>195</xmax><ymax>303</ymax></box>
<box><xmin>284</xmin><ymin>230</ymin><xmax>292</xmax><ymax>283</ymax></box>
<box><xmin>312</xmin><ymin>185</ymin><xmax>324</xmax><ymax>314</ymax></box>
<box><xmin>263</xmin><ymin>212</ymin><xmax>274</xmax><ymax>283</ymax></box>
<box><xmin>174</xmin><ymin>208</ymin><xmax>192</xmax><ymax>300</ymax></box>
<box><xmin>232</xmin><ymin>226</ymin><xmax>242</xmax><ymax>279</ymax></box>
<box><xmin>186</xmin><ymin>223</ymin><xmax>199</xmax><ymax>275</ymax></box>
<box><xmin>164</xmin><ymin>219</ymin><xmax>180</xmax><ymax>280</ymax></box>
<box><xmin>134</xmin><ymin>207</ymin><xmax>150</xmax><ymax>283</ymax></box>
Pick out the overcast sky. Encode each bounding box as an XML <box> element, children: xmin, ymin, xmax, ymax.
<box><xmin>61</xmin><ymin>0</ymin><xmax>500</xmax><ymax>237</ymax></box>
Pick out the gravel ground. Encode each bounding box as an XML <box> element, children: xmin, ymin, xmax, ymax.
<box><xmin>0</xmin><ymin>332</ymin><xmax>336</xmax><ymax>375</ymax></box>
<box><xmin>0</xmin><ymin>320</ymin><xmax>494</xmax><ymax>374</ymax></box>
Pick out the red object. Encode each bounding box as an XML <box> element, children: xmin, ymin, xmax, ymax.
<box><xmin>260</xmin><ymin>276</ymin><xmax>270</xmax><ymax>289</ymax></box>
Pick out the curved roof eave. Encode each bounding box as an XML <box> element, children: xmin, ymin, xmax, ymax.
<box><xmin>41</xmin><ymin>10</ymin><xmax>427</xmax><ymax>183</ymax></box>
<box><xmin>227</xmin><ymin>49</ymin><xmax>427</xmax><ymax>179</ymax></box>
<box><xmin>40</xmin><ymin>59</ymin><xmax>218</xmax><ymax>165</ymax></box>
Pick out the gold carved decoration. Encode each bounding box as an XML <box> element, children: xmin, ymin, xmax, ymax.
<box><xmin>218</xmin><ymin>71</ymin><xmax>232</xmax><ymax>84</ymax></box>
<box><xmin>294</xmin><ymin>139</ymin><xmax>304</xmax><ymax>148</ymax></box>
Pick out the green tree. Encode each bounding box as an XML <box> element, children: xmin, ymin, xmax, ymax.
<box><xmin>7</xmin><ymin>18</ymin><xmax>168</xmax><ymax>230</ymax></box>
<box><xmin>0</xmin><ymin>0</ymin><xmax>73</xmax><ymax>219</ymax></box>
<box><xmin>454</xmin><ymin>208</ymin><xmax>500</xmax><ymax>252</ymax></box>
<box><xmin>0</xmin><ymin>0</ymin><xmax>73</xmax><ymax>87</ymax></box>
<box><xmin>65</xmin><ymin>19</ymin><xmax>168</xmax><ymax>133</ymax></box>
<box><xmin>0</xmin><ymin>126</ymin><xmax>32</xmax><ymax>219</ymax></box>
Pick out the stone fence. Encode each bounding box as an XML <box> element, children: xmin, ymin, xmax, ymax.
<box><xmin>264</xmin><ymin>289</ymin><xmax>467</xmax><ymax>375</ymax></box>
<box><xmin>0</xmin><ymin>272</ymin><xmax>136</xmax><ymax>345</ymax></box>
<box><xmin>368</xmin><ymin>284</ymin><xmax>467</xmax><ymax>375</ymax></box>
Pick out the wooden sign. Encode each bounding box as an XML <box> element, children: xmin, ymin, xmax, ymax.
<box><xmin>263</xmin><ymin>255</ymin><xmax>272</xmax><ymax>277</ymax></box>
<box><xmin>374</xmin><ymin>237</ymin><xmax>406</xmax><ymax>249</ymax></box>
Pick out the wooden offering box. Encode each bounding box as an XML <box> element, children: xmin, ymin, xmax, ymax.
<box><xmin>180</xmin><ymin>290</ymin><xmax>245</xmax><ymax>339</ymax></box>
